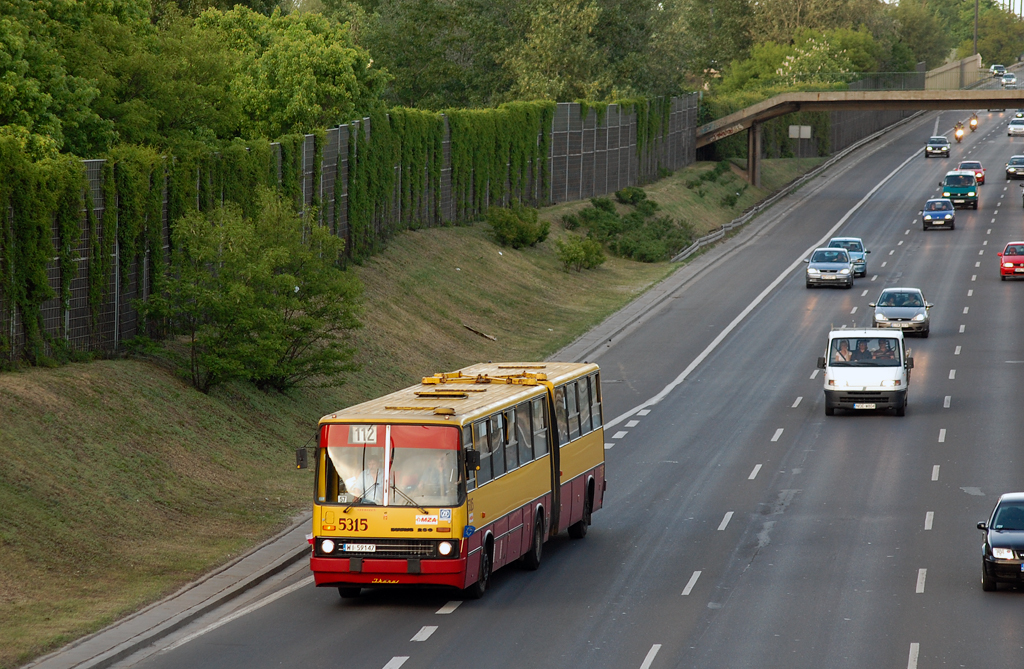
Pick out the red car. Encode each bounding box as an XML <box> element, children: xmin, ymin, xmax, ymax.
<box><xmin>958</xmin><ymin>160</ymin><xmax>986</xmax><ymax>184</ymax></box>
<box><xmin>998</xmin><ymin>242</ymin><xmax>1024</xmax><ymax>280</ymax></box>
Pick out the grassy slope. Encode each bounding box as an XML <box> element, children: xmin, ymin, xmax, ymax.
<box><xmin>0</xmin><ymin>157</ymin><xmax>819</xmax><ymax>668</ymax></box>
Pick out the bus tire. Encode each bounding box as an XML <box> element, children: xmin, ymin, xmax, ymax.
<box><xmin>338</xmin><ymin>587</ymin><xmax>361</xmax><ymax>598</ymax></box>
<box><xmin>522</xmin><ymin>514</ymin><xmax>544</xmax><ymax>571</ymax></box>
<box><xmin>568</xmin><ymin>491</ymin><xmax>592</xmax><ymax>539</ymax></box>
<box><xmin>464</xmin><ymin>544</ymin><xmax>492</xmax><ymax>599</ymax></box>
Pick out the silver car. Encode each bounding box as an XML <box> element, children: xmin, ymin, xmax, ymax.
<box><xmin>869</xmin><ymin>287</ymin><xmax>933</xmax><ymax>338</ymax></box>
<box><xmin>1004</xmin><ymin>73</ymin><xmax>1018</xmax><ymax>87</ymax></box>
<box><xmin>804</xmin><ymin>248</ymin><xmax>854</xmax><ymax>289</ymax></box>
<box><xmin>1009</xmin><ymin>119</ymin><xmax>1024</xmax><ymax>136</ymax></box>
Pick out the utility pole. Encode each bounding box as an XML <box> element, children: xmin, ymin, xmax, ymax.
<box><xmin>973</xmin><ymin>0</ymin><xmax>978</xmax><ymax>56</ymax></box>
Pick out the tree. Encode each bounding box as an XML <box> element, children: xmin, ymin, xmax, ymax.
<box><xmin>891</xmin><ymin>0</ymin><xmax>949</xmax><ymax>69</ymax></box>
<box><xmin>957</xmin><ymin>9</ymin><xmax>1024</xmax><ymax>65</ymax></box>
<box><xmin>750</xmin><ymin>0</ymin><xmax>887</xmax><ymax>45</ymax></box>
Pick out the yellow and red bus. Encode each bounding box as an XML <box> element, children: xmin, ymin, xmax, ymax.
<box><xmin>307</xmin><ymin>362</ymin><xmax>605</xmax><ymax>598</ymax></box>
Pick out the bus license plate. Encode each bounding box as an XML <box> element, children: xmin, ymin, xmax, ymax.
<box><xmin>854</xmin><ymin>403</ymin><xmax>876</xmax><ymax>409</ymax></box>
<box><xmin>343</xmin><ymin>543</ymin><xmax>376</xmax><ymax>553</ymax></box>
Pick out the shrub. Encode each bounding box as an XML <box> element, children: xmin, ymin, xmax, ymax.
<box><xmin>614</xmin><ymin>186</ymin><xmax>647</xmax><ymax>204</ymax></box>
<box><xmin>635</xmin><ymin>199</ymin><xmax>659</xmax><ymax>217</ymax></box>
<box><xmin>556</xmin><ymin>234</ymin><xmax>606</xmax><ymax>272</ymax></box>
<box><xmin>720</xmin><ymin>192</ymin><xmax>739</xmax><ymax>208</ymax></box>
<box><xmin>561</xmin><ymin>213</ymin><xmax>580</xmax><ymax>230</ymax></box>
<box><xmin>590</xmin><ymin>197</ymin><xmax>615</xmax><ymax>213</ymax></box>
<box><xmin>486</xmin><ymin>202</ymin><xmax>549</xmax><ymax>249</ymax></box>
<box><xmin>685</xmin><ymin>178</ymin><xmax>701</xmax><ymax>189</ymax></box>
<box><xmin>658</xmin><ymin>167</ymin><xmax>674</xmax><ymax>178</ymax></box>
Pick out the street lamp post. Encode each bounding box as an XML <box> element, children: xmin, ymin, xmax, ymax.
<box><xmin>973</xmin><ymin>0</ymin><xmax>978</xmax><ymax>56</ymax></box>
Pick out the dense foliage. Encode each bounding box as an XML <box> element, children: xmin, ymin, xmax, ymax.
<box><xmin>562</xmin><ymin>191</ymin><xmax>693</xmax><ymax>263</ymax></box>
<box><xmin>486</xmin><ymin>203</ymin><xmax>550</xmax><ymax>249</ymax></box>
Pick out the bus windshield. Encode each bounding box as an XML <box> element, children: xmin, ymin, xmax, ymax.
<box><xmin>320</xmin><ymin>424</ymin><xmax>462</xmax><ymax>508</ymax></box>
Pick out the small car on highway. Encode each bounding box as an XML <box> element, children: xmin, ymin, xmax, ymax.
<box><xmin>978</xmin><ymin>493</ymin><xmax>1024</xmax><ymax>591</ymax></box>
<box><xmin>957</xmin><ymin>160</ymin><xmax>985</xmax><ymax>184</ymax></box>
<box><xmin>997</xmin><ymin>241</ymin><xmax>1024</xmax><ymax>280</ymax></box>
<box><xmin>939</xmin><ymin>170</ymin><xmax>978</xmax><ymax>209</ymax></box>
<box><xmin>924</xmin><ymin>136</ymin><xmax>950</xmax><ymax>157</ymax></box>
<box><xmin>804</xmin><ymin>248</ymin><xmax>854</xmax><ymax>289</ymax></box>
<box><xmin>827</xmin><ymin>237</ymin><xmax>870</xmax><ymax>276</ymax></box>
<box><xmin>1003</xmin><ymin>72</ymin><xmax>1018</xmax><ymax>87</ymax></box>
<box><xmin>869</xmin><ymin>287</ymin><xmax>932</xmax><ymax>337</ymax></box>
<box><xmin>991</xmin><ymin>64</ymin><xmax>1006</xmax><ymax>77</ymax></box>
<box><xmin>920</xmin><ymin>198</ymin><xmax>955</xmax><ymax>230</ymax></box>
<box><xmin>1008</xmin><ymin>118</ymin><xmax>1024</xmax><ymax>136</ymax></box>
<box><xmin>1007</xmin><ymin>155</ymin><xmax>1024</xmax><ymax>178</ymax></box>
<box><xmin>817</xmin><ymin>328</ymin><xmax>912</xmax><ymax>417</ymax></box>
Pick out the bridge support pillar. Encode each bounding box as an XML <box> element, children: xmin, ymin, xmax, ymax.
<box><xmin>746</xmin><ymin>122</ymin><xmax>762</xmax><ymax>188</ymax></box>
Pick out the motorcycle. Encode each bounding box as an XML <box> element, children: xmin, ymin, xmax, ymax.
<box><xmin>970</xmin><ymin>116</ymin><xmax>978</xmax><ymax>131</ymax></box>
<box><xmin>955</xmin><ymin>125</ymin><xmax>965</xmax><ymax>142</ymax></box>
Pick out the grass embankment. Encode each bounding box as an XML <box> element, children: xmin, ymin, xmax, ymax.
<box><xmin>0</xmin><ymin>157</ymin><xmax>820</xmax><ymax>668</ymax></box>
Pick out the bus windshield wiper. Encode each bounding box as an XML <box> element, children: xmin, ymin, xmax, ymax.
<box><xmin>390</xmin><ymin>484</ymin><xmax>429</xmax><ymax>514</ymax></box>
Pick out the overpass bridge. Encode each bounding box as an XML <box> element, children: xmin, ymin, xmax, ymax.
<box><xmin>697</xmin><ymin>89</ymin><xmax>1024</xmax><ymax>186</ymax></box>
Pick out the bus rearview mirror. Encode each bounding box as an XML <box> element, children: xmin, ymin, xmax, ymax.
<box><xmin>465</xmin><ymin>450</ymin><xmax>481</xmax><ymax>470</ymax></box>
<box><xmin>295</xmin><ymin>448</ymin><xmax>308</xmax><ymax>469</ymax></box>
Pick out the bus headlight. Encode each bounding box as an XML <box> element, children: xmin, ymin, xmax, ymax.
<box><xmin>438</xmin><ymin>541</ymin><xmax>454</xmax><ymax>556</ymax></box>
<box><xmin>321</xmin><ymin>539</ymin><xmax>336</xmax><ymax>554</ymax></box>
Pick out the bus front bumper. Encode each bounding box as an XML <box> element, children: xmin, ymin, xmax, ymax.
<box><xmin>311</xmin><ymin>555</ymin><xmax>468</xmax><ymax>588</ymax></box>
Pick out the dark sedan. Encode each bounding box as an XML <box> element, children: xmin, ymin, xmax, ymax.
<box><xmin>1006</xmin><ymin>155</ymin><xmax>1024</xmax><ymax>179</ymax></box>
<box><xmin>978</xmin><ymin>493</ymin><xmax>1024</xmax><ymax>591</ymax></box>
<box><xmin>925</xmin><ymin>136</ymin><xmax>950</xmax><ymax>158</ymax></box>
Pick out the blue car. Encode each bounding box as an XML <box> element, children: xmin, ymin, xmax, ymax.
<box><xmin>920</xmin><ymin>198</ymin><xmax>955</xmax><ymax>231</ymax></box>
<box><xmin>828</xmin><ymin>237</ymin><xmax>870</xmax><ymax>277</ymax></box>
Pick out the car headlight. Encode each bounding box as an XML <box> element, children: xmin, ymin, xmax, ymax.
<box><xmin>807</xmin><ymin>268</ymin><xmax>820</xmax><ymax>275</ymax></box>
<box><xmin>912</xmin><ymin>313</ymin><xmax>926</xmax><ymax>321</ymax></box>
<box><xmin>992</xmin><ymin>547</ymin><xmax>1015</xmax><ymax>559</ymax></box>
<box><xmin>874</xmin><ymin>313</ymin><xmax>888</xmax><ymax>321</ymax></box>
<box><xmin>945</xmin><ymin>214</ymin><xmax>953</xmax><ymax>219</ymax></box>
<box><xmin>321</xmin><ymin>539</ymin><xmax>336</xmax><ymax>554</ymax></box>
<box><xmin>839</xmin><ymin>268</ymin><xmax>851</xmax><ymax>275</ymax></box>
<box><xmin>968</xmin><ymin>192</ymin><xmax>976</xmax><ymax>196</ymax></box>
<box><xmin>942</xmin><ymin>192</ymin><xmax>951</xmax><ymax>196</ymax></box>
<box><xmin>923</xmin><ymin>215</ymin><xmax>932</xmax><ymax>220</ymax></box>
<box><xmin>1009</xmin><ymin>167</ymin><xmax>1017</xmax><ymax>172</ymax></box>
<box><xmin>880</xmin><ymin>379</ymin><xmax>901</xmax><ymax>387</ymax></box>
<box><xmin>1004</xmin><ymin>262</ymin><xmax>1014</xmax><ymax>268</ymax></box>
<box><xmin>438</xmin><ymin>541</ymin><xmax>454</xmax><ymax>556</ymax></box>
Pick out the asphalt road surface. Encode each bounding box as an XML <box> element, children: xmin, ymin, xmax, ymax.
<box><xmin>118</xmin><ymin>105</ymin><xmax>1024</xmax><ymax>669</ymax></box>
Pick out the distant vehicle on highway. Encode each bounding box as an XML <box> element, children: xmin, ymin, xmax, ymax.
<box><xmin>939</xmin><ymin>170</ymin><xmax>978</xmax><ymax>209</ymax></box>
<box><xmin>997</xmin><ymin>241</ymin><xmax>1024</xmax><ymax>279</ymax></box>
<box><xmin>957</xmin><ymin>160</ymin><xmax>985</xmax><ymax>184</ymax></box>
<box><xmin>1005</xmin><ymin>155</ymin><xmax>1024</xmax><ymax>178</ymax></box>
<box><xmin>977</xmin><ymin>493</ymin><xmax>1024</xmax><ymax>591</ymax></box>
<box><xmin>919</xmin><ymin>198</ymin><xmax>955</xmax><ymax>230</ymax></box>
<box><xmin>991</xmin><ymin>64</ymin><xmax>1006</xmax><ymax>77</ymax></box>
<box><xmin>1008</xmin><ymin>118</ymin><xmax>1024</xmax><ymax>136</ymax></box>
<box><xmin>869</xmin><ymin>287</ymin><xmax>932</xmax><ymax>337</ymax></box>
<box><xmin>1003</xmin><ymin>72</ymin><xmax>1018</xmax><ymax>87</ymax></box>
<box><xmin>1015</xmin><ymin>109</ymin><xmax>1024</xmax><ymax>118</ymax></box>
<box><xmin>804</xmin><ymin>247</ymin><xmax>854</xmax><ymax>288</ymax></box>
<box><xmin>817</xmin><ymin>328</ymin><xmax>913</xmax><ymax>416</ymax></box>
<box><xmin>827</xmin><ymin>237</ymin><xmax>870</xmax><ymax>276</ymax></box>
<box><xmin>925</xmin><ymin>135</ymin><xmax>950</xmax><ymax>158</ymax></box>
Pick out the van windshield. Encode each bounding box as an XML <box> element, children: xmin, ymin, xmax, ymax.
<box><xmin>942</xmin><ymin>175</ymin><xmax>974</xmax><ymax>187</ymax></box>
<box><xmin>829</xmin><ymin>337</ymin><xmax>901</xmax><ymax>366</ymax></box>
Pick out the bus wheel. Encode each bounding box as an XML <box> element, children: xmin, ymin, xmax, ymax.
<box><xmin>522</xmin><ymin>515</ymin><xmax>544</xmax><ymax>571</ymax></box>
<box><xmin>568</xmin><ymin>494</ymin><xmax>591</xmax><ymax>539</ymax></box>
<box><xmin>464</xmin><ymin>546</ymin><xmax>491</xmax><ymax>599</ymax></box>
<box><xmin>338</xmin><ymin>587</ymin><xmax>361</xmax><ymax>599</ymax></box>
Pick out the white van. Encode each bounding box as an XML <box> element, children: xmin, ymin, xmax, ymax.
<box><xmin>816</xmin><ymin>328</ymin><xmax>913</xmax><ymax>416</ymax></box>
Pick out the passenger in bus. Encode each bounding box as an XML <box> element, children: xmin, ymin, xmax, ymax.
<box><xmin>346</xmin><ymin>455</ymin><xmax>384</xmax><ymax>504</ymax></box>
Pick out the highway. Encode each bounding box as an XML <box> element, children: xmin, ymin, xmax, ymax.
<box><xmin>118</xmin><ymin>105</ymin><xmax>1024</xmax><ymax>669</ymax></box>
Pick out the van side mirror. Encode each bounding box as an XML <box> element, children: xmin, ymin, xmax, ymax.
<box><xmin>906</xmin><ymin>357</ymin><xmax>914</xmax><ymax>369</ymax></box>
<box><xmin>295</xmin><ymin>448</ymin><xmax>309</xmax><ymax>469</ymax></box>
<box><xmin>465</xmin><ymin>450</ymin><xmax>481</xmax><ymax>471</ymax></box>
<box><xmin>817</xmin><ymin>356</ymin><xmax>826</xmax><ymax>369</ymax></box>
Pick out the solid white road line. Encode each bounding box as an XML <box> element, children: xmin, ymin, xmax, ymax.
<box><xmin>925</xmin><ymin>511</ymin><xmax>934</xmax><ymax>530</ymax></box>
<box><xmin>411</xmin><ymin>626</ymin><xmax>438</xmax><ymax>642</ymax></box>
<box><xmin>718</xmin><ymin>512</ymin><xmax>734</xmax><ymax>531</ymax></box>
<box><xmin>938</xmin><ymin>429</ymin><xmax>946</xmax><ymax>443</ymax></box>
<box><xmin>916</xmin><ymin>569</ymin><xmax>927</xmax><ymax>593</ymax></box>
<box><xmin>771</xmin><ymin>428</ymin><xmax>784</xmax><ymax>442</ymax></box>
<box><xmin>749</xmin><ymin>464</ymin><xmax>762</xmax><ymax>480</ymax></box>
<box><xmin>383</xmin><ymin>658</ymin><xmax>409</xmax><ymax>669</ymax></box>
<box><xmin>626</xmin><ymin>420</ymin><xmax>639</xmax><ymax>428</ymax></box>
<box><xmin>908</xmin><ymin>643</ymin><xmax>920</xmax><ymax>669</ymax></box>
<box><xmin>932</xmin><ymin>465</ymin><xmax>940</xmax><ymax>481</ymax></box>
<box><xmin>640</xmin><ymin>645</ymin><xmax>662</xmax><ymax>669</ymax></box>
<box><xmin>162</xmin><ymin>576</ymin><xmax>314</xmax><ymax>652</ymax></box>
<box><xmin>604</xmin><ymin>148</ymin><xmax>928</xmax><ymax>429</ymax></box>
<box><xmin>437</xmin><ymin>601</ymin><xmax>462</xmax><ymax>614</ymax></box>
<box><xmin>943</xmin><ymin>396</ymin><xmax>951</xmax><ymax>408</ymax></box>
<box><xmin>792</xmin><ymin>396</ymin><xmax>802</xmax><ymax>408</ymax></box>
<box><xmin>682</xmin><ymin>571</ymin><xmax>702</xmax><ymax>595</ymax></box>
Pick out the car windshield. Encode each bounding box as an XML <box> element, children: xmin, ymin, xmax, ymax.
<box><xmin>992</xmin><ymin>503</ymin><xmax>1024</xmax><ymax>530</ymax></box>
<box><xmin>877</xmin><ymin>292</ymin><xmax>924</xmax><ymax>308</ymax></box>
<box><xmin>959</xmin><ymin>162</ymin><xmax>981</xmax><ymax>169</ymax></box>
<box><xmin>320</xmin><ymin>424</ymin><xmax>462</xmax><ymax>507</ymax></box>
<box><xmin>811</xmin><ymin>250</ymin><xmax>848</xmax><ymax>263</ymax></box>
<box><xmin>828</xmin><ymin>240</ymin><xmax>863</xmax><ymax>252</ymax></box>
<box><xmin>1004</xmin><ymin>245</ymin><xmax>1024</xmax><ymax>255</ymax></box>
<box><xmin>942</xmin><ymin>175</ymin><xmax>974</xmax><ymax>187</ymax></box>
<box><xmin>1011</xmin><ymin>120</ymin><xmax>1024</xmax><ymax>126</ymax></box>
<box><xmin>924</xmin><ymin>201</ymin><xmax>953</xmax><ymax>211</ymax></box>
<box><xmin>829</xmin><ymin>337</ymin><xmax>901</xmax><ymax>367</ymax></box>
<box><xmin>1010</xmin><ymin>158</ymin><xmax>1024</xmax><ymax>165</ymax></box>
<box><xmin>928</xmin><ymin>137</ymin><xmax>947</xmax><ymax>144</ymax></box>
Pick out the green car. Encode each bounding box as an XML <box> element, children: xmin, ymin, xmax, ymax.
<box><xmin>940</xmin><ymin>170</ymin><xmax>979</xmax><ymax>209</ymax></box>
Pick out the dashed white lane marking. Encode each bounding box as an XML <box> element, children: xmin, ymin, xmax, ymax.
<box><xmin>938</xmin><ymin>429</ymin><xmax>946</xmax><ymax>442</ymax></box>
<box><xmin>968</xmin><ymin>290</ymin><xmax>974</xmax><ymax>296</ymax></box>
<box><xmin>640</xmin><ymin>644</ymin><xmax>662</xmax><ymax>669</ymax></box>
<box><xmin>889</xmin><ymin>249</ymin><xmax>896</xmax><ymax>255</ymax></box>
<box><xmin>963</xmin><ymin>307</ymin><xmax>969</xmax><ymax>314</ymax></box>
<box><xmin>638</xmin><ymin>409</ymin><xmax>650</xmax><ymax>416</ymax></box>
<box><xmin>612</xmin><ymin>431</ymin><xmax>628</xmax><ymax>439</ymax></box>
<box><xmin>792</xmin><ymin>396</ymin><xmax>802</xmax><ymax>408</ymax></box>
<box><xmin>810</xmin><ymin>369</ymin><xmax>819</xmax><ymax>379</ymax></box>
<box><xmin>905</xmin><ymin>229</ymin><xmax>910</xmax><ymax>235</ymax></box>
<box><xmin>983</xmin><ymin>240</ymin><xmax>988</xmax><ymax>246</ymax></box>
<box><xmin>975</xmin><ymin>261</ymin><xmax>981</xmax><ymax>267</ymax></box>
<box><xmin>682</xmin><ymin>571</ymin><xmax>702</xmax><ymax>595</ymax></box>
<box><xmin>949</xmin><ymin>369</ymin><xmax>956</xmax><ymax>379</ymax></box>
<box><xmin>908</xmin><ymin>643</ymin><xmax>920</xmax><ymax>669</ymax></box>
<box><xmin>748</xmin><ymin>464</ymin><xmax>762</xmax><ymax>480</ymax></box>
<box><xmin>979</xmin><ymin>250</ymin><xmax>984</xmax><ymax>255</ymax></box>
<box><xmin>861</xmin><ymin>289</ymin><xmax>869</xmax><ymax>296</ymax></box>
<box><xmin>437</xmin><ymin>601</ymin><xmax>462</xmax><ymax>614</ymax></box>
<box><xmin>916</xmin><ymin>569</ymin><xmax>927</xmax><ymax>594</ymax></box>
<box><xmin>871</xmin><ymin>274</ymin><xmax>878</xmax><ymax>281</ymax></box>
<box><xmin>604</xmin><ymin>443</ymin><xmax>614</xmax><ymax>450</ymax></box>
<box><xmin>626</xmin><ymin>420</ymin><xmax>639</xmax><ymax>428</ymax></box>
<box><xmin>955</xmin><ymin>345</ymin><xmax>962</xmax><ymax>354</ymax></box>
<box><xmin>881</xmin><ymin>262</ymin><xmax>888</xmax><ymax>267</ymax></box>
<box><xmin>898</xmin><ymin>240</ymin><xmax>904</xmax><ymax>246</ymax></box>
<box><xmin>163</xmin><ymin>576</ymin><xmax>314</xmax><ymax>652</ymax></box>
<box><xmin>960</xmin><ymin>324</ymin><xmax>966</xmax><ymax>333</ymax></box>
<box><xmin>850</xmin><ymin>306</ymin><xmax>858</xmax><ymax>314</ymax></box>
<box><xmin>944</xmin><ymin>396</ymin><xmax>951</xmax><ymax>408</ymax></box>
<box><xmin>988</xmin><ymin>228</ymin><xmax>992</xmax><ymax>233</ymax></box>
<box><xmin>383</xmin><ymin>658</ymin><xmax>409</xmax><ymax>669</ymax></box>
<box><xmin>925</xmin><ymin>511</ymin><xmax>934</xmax><ymax>530</ymax></box>
<box><xmin>971</xmin><ymin>274</ymin><xmax>977</xmax><ymax>281</ymax></box>
<box><xmin>718</xmin><ymin>512</ymin><xmax>734</xmax><ymax>531</ymax></box>
<box><xmin>771</xmin><ymin>428</ymin><xmax>784</xmax><ymax>442</ymax></box>
<box><xmin>932</xmin><ymin>465</ymin><xmax>940</xmax><ymax>481</ymax></box>
<box><xmin>411</xmin><ymin>626</ymin><xmax>438</xmax><ymax>641</ymax></box>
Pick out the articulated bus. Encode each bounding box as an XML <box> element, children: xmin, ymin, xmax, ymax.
<box><xmin>307</xmin><ymin>362</ymin><xmax>605</xmax><ymax>598</ymax></box>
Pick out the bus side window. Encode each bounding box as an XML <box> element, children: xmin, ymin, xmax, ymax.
<box><xmin>516</xmin><ymin>401</ymin><xmax>533</xmax><ymax>464</ymax></box>
<box><xmin>553</xmin><ymin>385</ymin><xmax>569</xmax><ymax>446</ymax></box>
<box><xmin>566</xmin><ymin>381</ymin><xmax>581</xmax><ymax>441</ymax></box>
<box><xmin>489</xmin><ymin>414</ymin><xmax>506</xmax><ymax>478</ymax></box>
<box><xmin>532</xmin><ymin>397</ymin><xmax>549</xmax><ymax>456</ymax></box>
<box><xmin>463</xmin><ymin>425</ymin><xmax>476</xmax><ymax>491</ymax></box>
<box><xmin>504</xmin><ymin>408</ymin><xmax>519</xmax><ymax>472</ymax></box>
<box><xmin>579</xmin><ymin>376</ymin><xmax>592</xmax><ymax>435</ymax></box>
<box><xmin>474</xmin><ymin>420</ymin><xmax>492</xmax><ymax>485</ymax></box>
<box><xmin>590</xmin><ymin>372</ymin><xmax>603</xmax><ymax>427</ymax></box>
